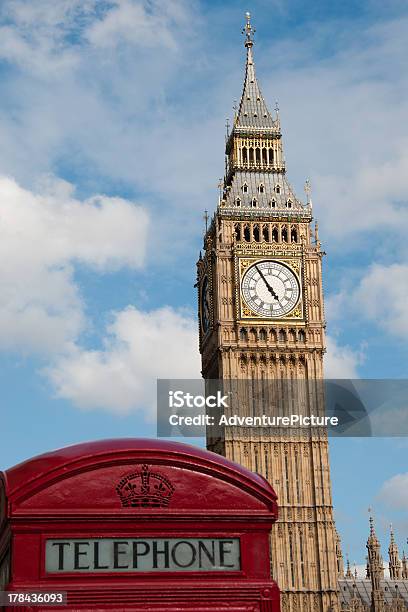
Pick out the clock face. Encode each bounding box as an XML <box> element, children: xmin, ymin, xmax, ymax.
<box><xmin>200</xmin><ymin>276</ymin><xmax>210</xmax><ymax>333</ymax></box>
<box><xmin>241</xmin><ymin>260</ymin><xmax>300</xmax><ymax>318</ymax></box>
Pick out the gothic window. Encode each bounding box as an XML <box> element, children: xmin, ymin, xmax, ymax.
<box><xmin>291</xmin><ymin>226</ymin><xmax>298</xmax><ymax>242</ymax></box>
<box><xmin>259</xmin><ymin>328</ymin><xmax>267</xmax><ymax>341</ymax></box>
<box><xmin>249</xmin><ymin>147</ymin><xmax>254</xmax><ymax>164</ymax></box>
<box><xmin>252</xmin><ymin>198</ymin><xmax>257</xmax><ymax>208</ymax></box>
<box><xmin>243</xmin><ymin>224</ymin><xmax>250</xmax><ymax>242</ymax></box>
<box><xmin>298</xmin><ymin>329</ymin><xmax>306</xmax><ymax>343</ymax></box>
<box><xmin>270</xmin><ymin>199</ymin><xmax>276</xmax><ymax>208</ymax></box>
<box><xmin>258</xmin><ymin>183</ymin><xmax>265</xmax><ymax>194</ymax></box>
<box><xmin>289</xmin><ymin>530</ymin><xmax>295</xmax><ymax>587</ymax></box>
<box><xmin>255</xmin><ymin>147</ymin><xmax>261</xmax><ymax>163</ymax></box>
<box><xmin>272</xmin><ymin>226</ymin><xmax>279</xmax><ymax>242</ymax></box>
<box><xmin>274</xmin><ymin>184</ymin><xmax>280</xmax><ymax>193</ymax></box>
<box><xmin>240</xmin><ymin>328</ymin><xmax>248</xmax><ymax>341</ymax></box>
<box><xmin>294</xmin><ymin>452</ymin><xmax>301</xmax><ymax>503</ymax></box>
<box><xmin>286</xmin><ymin>199</ymin><xmax>292</xmax><ymax>208</ymax></box>
<box><xmin>249</xmin><ymin>328</ymin><xmax>257</xmax><ymax>342</ymax></box>
<box><xmin>253</xmin><ymin>224</ymin><xmax>260</xmax><ymax>242</ymax></box>
<box><xmin>262</xmin><ymin>224</ymin><xmax>269</xmax><ymax>242</ymax></box>
<box><xmin>269</xmin><ymin>148</ymin><xmax>275</xmax><ymax>163</ymax></box>
<box><xmin>236</xmin><ymin>197</ymin><xmax>241</xmax><ymax>207</ymax></box>
<box><xmin>282</xmin><ymin>226</ymin><xmax>288</xmax><ymax>242</ymax></box>
<box><xmin>284</xmin><ymin>453</ymin><xmax>291</xmax><ymax>503</ymax></box>
<box><xmin>279</xmin><ymin>329</ymin><xmax>287</xmax><ymax>342</ymax></box>
<box><xmin>289</xmin><ymin>329</ymin><xmax>296</xmax><ymax>342</ymax></box>
<box><xmin>299</xmin><ymin>529</ymin><xmax>306</xmax><ymax>586</ymax></box>
<box><xmin>242</xmin><ymin>183</ymin><xmax>248</xmax><ymax>193</ymax></box>
<box><xmin>262</xmin><ymin>148</ymin><xmax>267</xmax><ymax>164</ymax></box>
<box><xmin>234</xmin><ymin>223</ymin><xmax>241</xmax><ymax>241</ymax></box>
<box><xmin>242</xmin><ymin>147</ymin><xmax>248</xmax><ymax>163</ymax></box>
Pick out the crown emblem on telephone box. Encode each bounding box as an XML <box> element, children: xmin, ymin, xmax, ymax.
<box><xmin>116</xmin><ymin>464</ymin><xmax>175</xmax><ymax>508</ymax></box>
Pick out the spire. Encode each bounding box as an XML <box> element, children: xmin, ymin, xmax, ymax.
<box><xmin>368</xmin><ymin>511</ymin><xmax>379</xmax><ymax>546</ymax></box>
<box><xmin>335</xmin><ymin>528</ymin><xmax>344</xmax><ymax>578</ymax></box>
<box><xmin>235</xmin><ymin>12</ymin><xmax>277</xmax><ymax>130</ymax></box>
<box><xmin>221</xmin><ymin>12</ymin><xmax>309</xmax><ymax>216</ymax></box>
<box><xmin>402</xmin><ymin>550</ymin><xmax>408</xmax><ymax>580</ymax></box>
<box><xmin>388</xmin><ymin>524</ymin><xmax>401</xmax><ymax>580</ymax></box>
<box><xmin>345</xmin><ymin>555</ymin><xmax>353</xmax><ymax>579</ymax></box>
<box><xmin>367</xmin><ymin>511</ymin><xmax>385</xmax><ymax>611</ymax></box>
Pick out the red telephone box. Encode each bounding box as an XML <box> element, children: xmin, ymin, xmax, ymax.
<box><xmin>0</xmin><ymin>439</ymin><xmax>279</xmax><ymax>611</ymax></box>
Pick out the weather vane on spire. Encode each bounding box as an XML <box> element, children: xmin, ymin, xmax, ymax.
<box><xmin>242</xmin><ymin>12</ymin><xmax>255</xmax><ymax>47</ymax></box>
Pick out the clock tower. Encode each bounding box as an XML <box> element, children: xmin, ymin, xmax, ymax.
<box><xmin>197</xmin><ymin>14</ymin><xmax>340</xmax><ymax>612</ymax></box>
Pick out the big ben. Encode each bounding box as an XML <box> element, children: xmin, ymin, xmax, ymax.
<box><xmin>197</xmin><ymin>13</ymin><xmax>340</xmax><ymax>612</ymax></box>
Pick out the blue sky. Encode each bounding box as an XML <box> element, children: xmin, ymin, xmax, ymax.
<box><xmin>0</xmin><ymin>0</ymin><xmax>408</xmax><ymax>571</ymax></box>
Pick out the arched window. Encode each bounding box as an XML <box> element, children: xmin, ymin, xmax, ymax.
<box><xmin>253</xmin><ymin>224</ymin><xmax>260</xmax><ymax>242</ymax></box>
<box><xmin>259</xmin><ymin>328</ymin><xmax>267</xmax><ymax>341</ymax></box>
<box><xmin>269</xmin><ymin>148</ymin><xmax>274</xmax><ymax>164</ymax></box>
<box><xmin>298</xmin><ymin>329</ymin><xmax>306</xmax><ymax>343</ymax></box>
<box><xmin>240</xmin><ymin>328</ymin><xmax>248</xmax><ymax>341</ymax></box>
<box><xmin>234</xmin><ymin>223</ymin><xmax>241</xmax><ymax>241</ymax></box>
<box><xmin>270</xmin><ymin>199</ymin><xmax>276</xmax><ymax>208</ymax></box>
<box><xmin>262</xmin><ymin>148</ymin><xmax>267</xmax><ymax>164</ymax></box>
<box><xmin>236</xmin><ymin>197</ymin><xmax>241</xmax><ymax>207</ymax></box>
<box><xmin>262</xmin><ymin>224</ymin><xmax>269</xmax><ymax>242</ymax></box>
<box><xmin>272</xmin><ymin>226</ymin><xmax>279</xmax><ymax>242</ymax></box>
<box><xmin>250</xmin><ymin>328</ymin><xmax>257</xmax><ymax>342</ymax></box>
<box><xmin>282</xmin><ymin>226</ymin><xmax>288</xmax><ymax>242</ymax></box>
<box><xmin>286</xmin><ymin>199</ymin><xmax>292</xmax><ymax>209</ymax></box>
<box><xmin>258</xmin><ymin>183</ymin><xmax>265</xmax><ymax>194</ymax></box>
<box><xmin>252</xmin><ymin>198</ymin><xmax>257</xmax><ymax>208</ymax></box>
<box><xmin>255</xmin><ymin>148</ymin><xmax>261</xmax><ymax>164</ymax></box>
<box><xmin>279</xmin><ymin>329</ymin><xmax>287</xmax><ymax>342</ymax></box>
<box><xmin>242</xmin><ymin>183</ymin><xmax>248</xmax><ymax>193</ymax></box>
<box><xmin>289</xmin><ymin>329</ymin><xmax>296</xmax><ymax>342</ymax></box>
<box><xmin>275</xmin><ymin>184</ymin><xmax>280</xmax><ymax>194</ymax></box>
<box><xmin>291</xmin><ymin>226</ymin><xmax>298</xmax><ymax>243</ymax></box>
<box><xmin>249</xmin><ymin>147</ymin><xmax>254</xmax><ymax>164</ymax></box>
<box><xmin>244</xmin><ymin>224</ymin><xmax>250</xmax><ymax>242</ymax></box>
<box><xmin>242</xmin><ymin>147</ymin><xmax>248</xmax><ymax>164</ymax></box>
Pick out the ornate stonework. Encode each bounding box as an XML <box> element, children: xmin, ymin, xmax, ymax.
<box><xmin>197</xmin><ymin>14</ymin><xmax>408</xmax><ymax>612</ymax></box>
<box><xmin>197</xmin><ymin>13</ymin><xmax>338</xmax><ymax>612</ymax></box>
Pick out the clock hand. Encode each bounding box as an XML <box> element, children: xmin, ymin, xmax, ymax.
<box><xmin>255</xmin><ymin>265</ymin><xmax>282</xmax><ymax>302</ymax></box>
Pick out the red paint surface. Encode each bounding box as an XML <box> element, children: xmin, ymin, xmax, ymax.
<box><xmin>0</xmin><ymin>438</ymin><xmax>279</xmax><ymax>611</ymax></box>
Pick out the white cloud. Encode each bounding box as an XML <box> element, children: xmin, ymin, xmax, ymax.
<box><xmin>378</xmin><ymin>472</ymin><xmax>408</xmax><ymax>510</ymax></box>
<box><xmin>354</xmin><ymin>263</ymin><xmax>408</xmax><ymax>337</ymax></box>
<box><xmin>47</xmin><ymin>315</ymin><xmax>359</xmax><ymax>415</ymax></box>
<box><xmin>327</xmin><ymin>263</ymin><xmax>408</xmax><ymax>339</ymax></box>
<box><xmin>0</xmin><ymin>0</ymin><xmax>94</xmax><ymax>74</ymax></box>
<box><xmin>262</xmin><ymin>17</ymin><xmax>408</xmax><ymax>245</ymax></box>
<box><xmin>86</xmin><ymin>0</ymin><xmax>190</xmax><ymax>50</ymax></box>
<box><xmin>324</xmin><ymin>336</ymin><xmax>362</xmax><ymax>378</ymax></box>
<box><xmin>0</xmin><ymin>174</ymin><xmax>148</xmax><ymax>353</ymax></box>
<box><xmin>47</xmin><ymin>306</ymin><xmax>201</xmax><ymax>415</ymax></box>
